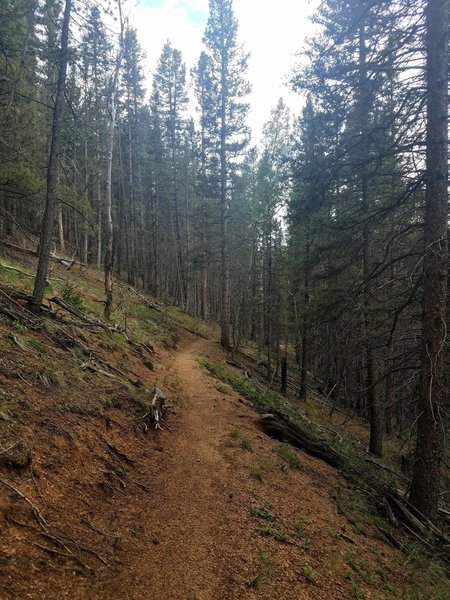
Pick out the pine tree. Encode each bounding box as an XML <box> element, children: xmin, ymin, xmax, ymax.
<box><xmin>203</xmin><ymin>0</ymin><xmax>250</xmax><ymax>348</ymax></box>
<box><xmin>291</xmin><ymin>0</ymin><xmax>425</xmax><ymax>454</ymax></box>
<box><xmin>32</xmin><ymin>0</ymin><xmax>72</xmax><ymax>308</ymax></box>
<box><xmin>151</xmin><ymin>41</ymin><xmax>189</xmax><ymax>307</ymax></box>
<box><xmin>104</xmin><ymin>0</ymin><xmax>124</xmax><ymax>320</ymax></box>
<box><xmin>0</xmin><ymin>0</ymin><xmax>43</xmax><ymax>236</ymax></box>
<box><xmin>119</xmin><ymin>26</ymin><xmax>146</xmax><ymax>288</ymax></box>
<box><xmin>254</xmin><ymin>99</ymin><xmax>291</xmax><ymax>379</ymax></box>
<box><xmin>192</xmin><ymin>51</ymin><xmax>219</xmax><ymax>320</ymax></box>
<box><xmin>78</xmin><ymin>4</ymin><xmax>112</xmax><ymax>267</ymax></box>
<box><xmin>409</xmin><ymin>0</ymin><xmax>449</xmax><ymax>524</ymax></box>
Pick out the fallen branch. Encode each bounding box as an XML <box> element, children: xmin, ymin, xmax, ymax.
<box><xmin>116</xmin><ymin>281</ymin><xmax>162</xmax><ymax>313</ymax></box>
<box><xmin>0</xmin><ymin>239</ymin><xmax>38</xmax><ymax>257</ymax></box>
<box><xmin>49</xmin><ymin>296</ymin><xmax>111</xmax><ymax>335</ymax></box>
<box><xmin>81</xmin><ymin>363</ymin><xmax>122</xmax><ymax>383</ymax></box>
<box><xmin>0</xmin><ymin>238</ymin><xmax>87</xmax><ymax>268</ymax></box>
<box><xmin>42</xmin><ymin>530</ymin><xmax>109</xmax><ymax>567</ymax></box>
<box><xmin>365</xmin><ymin>456</ymin><xmax>409</xmax><ymax>483</ymax></box>
<box><xmin>82</xmin><ymin>519</ymin><xmax>122</xmax><ymax>547</ymax></box>
<box><xmin>130</xmin><ymin>479</ymin><xmax>151</xmax><ymax>492</ymax></box>
<box><xmin>376</xmin><ymin>524</ymin><xmax>403</xmax><ymax>549</ymax></box>
<box><xmin>0</xmin><ymin>287</ymin><xmax>43</xmax><ymax>330</ymax></box>
<box><xmin>103</xmin><ymin>439</ymin><xmax>136</xmax><ymax>465</ymax></box>
<box><xmin>103</xmin><ymin>469</ymin><xmax>126</xmax><ymax>489</ymax></box>
<box><xmin>8</xmin><ymin>333</ymin><xmax>27</xmax><ymax>351</ymax></box>
<box><xmin>0</xmin><ymin>262</ymin><xmax>35</xmax><ymax>278</ymax></box>
<box><xmin>34</xmin><ymin>542</ymin><xmax>91</xmax><ymax>571</ymax></box>
<box><xmin>338</xmin><ymin>532</ymin><xmax>355</xmax><ymax>544</ymax></box>
<box><xmin>0</xmin><ymin>477</ymin><xmax>48</xmax><ymax>531</ymax></box>
<box><xmin>258</xmin><ymin>413</ymin><xmax>449</xmax><ymax>561</ymax></box>
<box><xmin>0</xmin><ymin>442</ymin><xmax>19</xmax><ymax>455</ymax></box>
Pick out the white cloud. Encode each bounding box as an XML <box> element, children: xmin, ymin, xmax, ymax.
<box><xmin>234</xmin><ymin>0</ymin><xmax>317</xmax><ymax>139</ymax></box>
<box><xmin>132</xmin><ymin>0</ymin><xmax>317</xmax><ymax>141</ymax></box>
<box><xmin>132</xmin><ymin>0</ymin><xmax>205</xmax><ymax>78</ymax></box>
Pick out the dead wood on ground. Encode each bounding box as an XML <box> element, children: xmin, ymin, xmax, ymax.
<box><xmin>258</xmin><ymin>410</ymin><xmax>450</xmax><ymax>561</ymax></box>
<box><xmin>259</xmin><ymin>412</ymin><xmax>341</xmax><ymax>468</ymax></box>
<box><xmin>142</xmin><ymin>387</ymin><xmax>167</xmax><ymax>431</ymax></box>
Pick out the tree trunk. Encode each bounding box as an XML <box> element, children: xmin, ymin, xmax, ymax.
<box><xmin>266</xmin><ymin>226</ymin><xmax>273</xmax><ymax>382</ymax></box>
<box><xmin>281</xmin><ymin>354</ymin><xmax>287</xmax><ymax>396</ymax></box>
<box><xmin>299</xmin><ymin>218</ymin><xmax>311</xmax><ymax>401</ymax></box>
<box><xmin>104</xmin><ymin>15</ymin><xmax>123</xmax><ymax>319</ymax></box>
<box><xmin>201</xmin><ymin>252</ymin><xmax>209</xmax><ymax>320</ymax></box>
<box><xmin>104</xmin><ymin>80</ymin><xmax>115</xmax><ymax>319</ymax></box>
<box><xmin>359</xmin><ymin>21</ymin><xmax>383</xmax><ymax>457</ymax></box>
<box><xmin>57</xmin><ymin>201</ymin><xmax>65</xmax><ymax>254</ymax></box>
<box><xmin>32</xmin><ymin>0</ymin><xmax>71</xmax><ymax>307</ymax></box>
<box><xmin>409</xmin><ymin>0</ymin><xmax>448</xmax><ymax>523</ymax></box>
<box><xmin>97</xmin><ymin>202</ymin><xmax>102</xmax><ymax>269</ymax></box>
<box><xmin>220</xmin><ymin>70</ymin><xmax>231</xmax><ymax>349</ymax></box>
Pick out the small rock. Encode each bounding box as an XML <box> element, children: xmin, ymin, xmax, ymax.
<box><xmin>0</xmin><ymin>441</ymin><xmax>32</xmax><ymax>469</ymax></box>
<box><xmin>143</xmin><ymin>357</ymin><xmax>154</xmax><ymax>370</ymax></box>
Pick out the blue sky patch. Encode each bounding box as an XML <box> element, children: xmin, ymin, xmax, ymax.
<box><xmin>179</xmin><ymin>1</ymin><xmax>207</xmax><ymax>24</ymax></box>
<box><xmin>140</xmin><ymin>0</ymin><xmax>165</xmax><ymax>8</ymax></box>
<box><xmin>140</xmin><ymin>0</ymin><xmax>207</xmax><ymax>24</ymax></box>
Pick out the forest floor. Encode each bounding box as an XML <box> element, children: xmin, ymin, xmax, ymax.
<box><xmin>0</xmin><ymin>247</ymin><xmax>448</xmax><ymax>599</ymax></box>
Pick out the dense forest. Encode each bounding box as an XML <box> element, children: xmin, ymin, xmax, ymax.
<box><xmin>0</xmin><ymin>0</ymin><xmax>448</xmax><ymax>528</ymax></box>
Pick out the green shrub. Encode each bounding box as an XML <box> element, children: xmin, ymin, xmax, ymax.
<box><xmin>249</xmin><ymin>505</ymin><xmax>274</xmax><ymax>521</ymax></box>
<box><xmin>273</xmin><ymin>443</ymin><xmax>301</xmax><ymax>469</ymax></box>
<box><xmin>61</xmin><ymin>283</ymin><xmax>85</xmax><ymax>311</ymax></box>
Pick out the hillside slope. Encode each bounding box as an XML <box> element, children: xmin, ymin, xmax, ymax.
<box><xmin>0</xmin><ymin>248</ymin><xmax>448</xmax><ymax>599</ymax></box>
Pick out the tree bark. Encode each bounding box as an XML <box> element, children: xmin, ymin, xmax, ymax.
<box><xmin>220</xmin><ymin>64</ymin><xmax>231</xmax><ymax>348</ymax></box>
<box><xmin>32</xmin><ymin>0</ymin><xmax>71</xmax><ymax>307</ymax></box>
<box><xmin>104</xmin><ymin>4</ymin><xmax>123</xmax><ymax>319</ymax></box>
<box><xmin>299</xmin><ymin>217</ymin><xmax>311</xmax><ymax>401</ymax></box>
<box><xmin>358</xmin><ymin>20</ymin><xmax>383</xmax><ymax>457</ymax></box>
<box><xmin>57</xmin><ymin>201</ymin><xmax>65</xmax><ymax>254</ymax></box>
<box><xmin>409</xmin><ymin>0</ymin><xmax>448</xmax><ymax>523</ymax></box>
<box><xmin>104</xmin><ymin>80</ymin><xmax>117</xmax><ymax>319</ymax></box>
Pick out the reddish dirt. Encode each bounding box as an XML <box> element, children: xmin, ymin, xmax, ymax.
<box><xmin>0</xmin><ymin>328</ymin><xmax>410</xmax><ymax>599</ymax></box>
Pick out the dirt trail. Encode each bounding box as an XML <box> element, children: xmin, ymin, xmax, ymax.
<box><xmin>132</xmin><ymin>334</ymin><xmax>234</xmax><ymax>599</ymax></box>
<box><xmin>98</xmin><ymin>331</ymin><xmax>381</xmax><ymax>600</ymax></box>
<box><xmin>1</xmin><ymin>328</ymin><xmax>404</xmax><ymax>599</ymax></box>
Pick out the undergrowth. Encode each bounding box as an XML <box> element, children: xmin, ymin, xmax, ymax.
<box><xmin>197</xmin><ymin>356</ymin><xmax>286</xmax><ymax>414</ymax></box>
<box><xmin>198</xmin><ymin>355</ymin><xmax>450</xmax><ymax>597</ymax></box>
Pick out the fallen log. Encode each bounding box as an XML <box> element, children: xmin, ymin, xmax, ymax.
<box><xmin>258</xmin><ymin>411</ymin><xmax>450</xmax><ymax>562</ymax></box>
<box><xmin>116</xmin><ymin>281</ymin><xmax>162</xmax><ymax>312</ymax></box>
<box><xmin>259</xmin><ymin>412</ymin><xmax>342</xmax><ymax>468</ymax></box>
<box><xmin>0</xmin><ymin>287</ymin><xmax>44</xmax><ymax>330</ymax></box>
<box><xmin>0</xmin><ymin>262</ymin><xmax>35</xmax><ymax>278</ymax></box>
<box><xmin>0</xmin><ymin>239</ymin><xmax>87</xmax><ymax>268</ymax></box>
<box><xmin>49</xmin><ymin>296</ymin><xmax>111</xmax><ymax>335</ymax></box>
<box><xmin>0</xmin><ymin>239</ymin><xmax>38</xmax><ymax>258</ymax></box>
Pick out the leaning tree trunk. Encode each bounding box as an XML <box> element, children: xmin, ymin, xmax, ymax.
<box><xmin>409</xmin><ymin>0</ymin><xmax>449</xmax><ymax>523</ymax></box>
<box><xmin>32</xmin><ymin>0</ymin><xmax>71</xmax><ymax>308</ymax></box>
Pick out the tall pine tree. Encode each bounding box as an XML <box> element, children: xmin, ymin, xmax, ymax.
<box><xmin>202</xmin><ymin>0</ymin><xmax>250</xmax><ymax>348</ymax></box>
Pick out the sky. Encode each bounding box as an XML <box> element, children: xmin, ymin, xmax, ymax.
<box><xmin>130</xmin><ymin>0</ymin><xmax>318</xmax><ymax>142</ymax></box>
